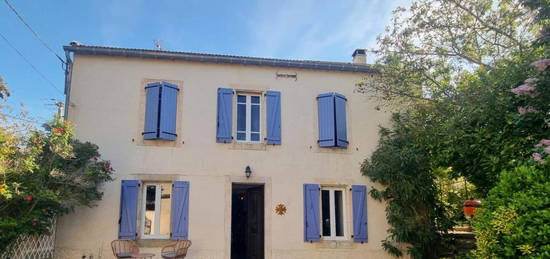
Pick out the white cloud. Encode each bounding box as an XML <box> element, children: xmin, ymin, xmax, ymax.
<box><xmin>247</xmin><ymin>0</ymin><xmax>412</xmax><ymax>61</ymax></box>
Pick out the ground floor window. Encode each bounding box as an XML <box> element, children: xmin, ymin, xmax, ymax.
<box><xmin>321</xmin><ymin>187</ymin><xmax>346</xmax><ymax>240</ymax></box>
<box><xmin>141</xmin><ymin>183</ymin><xmax>172</xmax><ymax>239</ymax></box>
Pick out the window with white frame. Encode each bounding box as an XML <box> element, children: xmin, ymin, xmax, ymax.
<box><xmin>236</xmin><ymin>94</ymin><xmax>261</xmax><ymax>142</ymax></box>
<box><xmin>321</xmin><ymin>187</ymin><xmax>346</xmax><ymax>239</ymax></box>
<box><xmin>141</xmin><ymin>183</ymin><xmax>172</xmax><ymax>239</ymax></box>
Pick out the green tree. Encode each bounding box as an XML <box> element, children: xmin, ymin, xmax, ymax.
<box><xmin>360</xmin><ymin>0</ymin><xmax>549</xmax><ymax>258</ymax></box>
<box><xmin>362</xmin><ymin>113</ymin><xmax>454</xmax><ymax>258</ymax></box>
<box><xmin>358</xmin><ymin>0</ymin><xmax>534</xmax><ymax>107</ymax></box>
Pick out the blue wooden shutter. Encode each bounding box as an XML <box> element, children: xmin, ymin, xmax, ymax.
<box><xmin>303</xmin><ymin>184</ymin><xmax>320</xmax><ymax>242</ymax></box>
<box><xmin>352</xmin><ymin>185</ymin><xmax>368</xmax><ymax>243</ymax></box>
<box><xmin>216</xmin><ymin>88</ymin><xmax>233</xmax><ymax>143</ymax></box>
<box><xmin>334</xmin><ymin>93</ymin><xmax>348</xmax><ymax>148</ymax></box>
<box><xmin>159</xmin><ymin>82</ymin><xmax>179</xmax><ymax>140</ymax></box>
<box><xmin>143</xmin><ymin>83</ymin><xmax>161</xmax><ymax>139</ymax></box>
<box><xmin>266</xmin><ymin>90</ymin><xmax>281</xmax><ymax>145</ymax></box>
<box><xmin>119</xmin><ymin>180</ymin><xmax>139</xmax><ymax>240</ymax></box>
<box><xmin>171</xmin><ymin>181</ymin><xmax>190</xmax><ymax>240</ymax></box>
<box><xmin>317</xmin><ymin>93</ymin><xmax>335</xmax><ymax>147</ymax></box>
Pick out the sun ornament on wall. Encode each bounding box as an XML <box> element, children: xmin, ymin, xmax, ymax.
<box><xmin>275</xmin><ymin>204</ymin><xmax>287</xmax><ymax>215</ymax></box>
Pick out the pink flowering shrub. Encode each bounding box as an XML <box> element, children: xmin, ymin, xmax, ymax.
<box><xmin>517</xmin><ymin>106</ymin><xmax>538</xmax><ymax>114</ymax></box>
<box><xmin>510</xmin><ymin>58</ymin><xmax>549</xmax><ymax>165</ymax></box>
<box><xmin>511</xmin><ymin>78</ymin><xmax>538</xmax><ymax>97</ymax></box>
<box><xmin>530</xmin><ymin>58</ymin><xmax>550</xmax><ymax>72</ymax></box>
<box><xmin>532</xmin><ymin>152</ymin><xmax>545</xmax><ymax>163</ymax></box>
<box><xmin>524</xmin><ymin>78</ymin><xmax>539</xmax><ymax>84</ymax></box>
<box><xmin>535</xmin><ymin>139</ymin><xmax>550</xmax><ymax>147</ymax></box>
<box><xmin>532</xmin><ymin>139</ymin><xmax>550</xmax><ymax>163</ymax></box>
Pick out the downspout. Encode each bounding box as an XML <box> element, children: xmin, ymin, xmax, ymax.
<box><xmin>63</xmin><ymin>49</ymin><xmax>73</xmax><ymax>120</ymax></box>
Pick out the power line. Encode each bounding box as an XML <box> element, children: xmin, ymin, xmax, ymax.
<box><xmin>3</xmin><ymin>0</ymin><xmax>65</xmax><ymax>65</ymax></box>
<box><xmin>0</xmin><ymin>31</ymin><xmax>64</xmax><ymax>95</ymax></box>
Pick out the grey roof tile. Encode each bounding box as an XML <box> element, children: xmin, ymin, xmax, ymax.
<box><xmin>63</xmin><ymin>45</ymin><xmax>376</xmax><ymax>73</ymax></box>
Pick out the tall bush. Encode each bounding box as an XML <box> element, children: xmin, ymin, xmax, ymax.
<box><xmin>0</xmin><ymin>115</ymin><xmax>114</xmax><ymax>251</ymax></box>
<box><xmin>362</xmin><ymin>113</ymin><xmax>453</xmax><ymax>258</ymax></box>
<box><xmin>472</xmin><ymin>165</ymin><xmax>550</xmax><ymax>258</ymax></box>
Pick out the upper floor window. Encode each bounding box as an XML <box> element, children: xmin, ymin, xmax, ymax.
<box><xmin>216</xmin><ymin>88</ymin><xmax>281</xmax><ymax>145</ymax></box>
<box><xmin>317</xmin><ymin>92</ymin><xmax>348</xmax><ymax>148</ymax></box>
<box><xmin>236</xmin><ymin>94</ymin><xmax>261</xmax><ymax>142</ymax></box>
<box><xmin>143</xmin><ymin>82</ymin><xmax>179</xmax><ymax>141</ymax></box>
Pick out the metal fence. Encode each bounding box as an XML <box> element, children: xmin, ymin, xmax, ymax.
<box><xmin>0</xmin><ymin>219</ymin><xmax>56</xmax><ymax>259</ymax></box>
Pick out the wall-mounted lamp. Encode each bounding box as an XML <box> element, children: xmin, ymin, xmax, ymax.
<box><xmin>245</xmin><ymin>166</ymin><xmax>252</xmax><ymax>178</ymax></box>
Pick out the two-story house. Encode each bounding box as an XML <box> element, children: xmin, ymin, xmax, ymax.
<box><xmin>54</xmin><ymin>44</ymin><xmax>393</xmax><ymax>259</ymax></box>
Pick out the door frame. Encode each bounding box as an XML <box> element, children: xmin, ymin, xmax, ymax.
<box><xmin>224</xmin><ymin>176</ymin><xmax>272</xmax><ymax>259</ymax></box>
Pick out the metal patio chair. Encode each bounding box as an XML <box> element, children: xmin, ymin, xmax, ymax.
<box><xmin>111</xmin><ymin>240</ymin><xmax>139</xmax><ymax>258</ymax></box>
<box><xmin>161</xmin><ymin>240</ymin><xmax>192</xmax><ymax>259</ymax></box>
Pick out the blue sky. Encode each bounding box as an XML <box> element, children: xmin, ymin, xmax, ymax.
<box><xmin>0</xmin><ymin>0</ymin><xmax>410</xmax><ymax>124</ymax></box>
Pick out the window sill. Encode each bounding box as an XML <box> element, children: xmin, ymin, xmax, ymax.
<box><xmin>135</xmin><ymin>138</ymin><xmax>183</xmax><ymax>148</ymax></box>
<box><xmin>313</xmin><ymin>239</ymin><xmax>357</xmax><ymax>249</ymax></box>
<box><xmin>229</xmin><ymin>141</ymin><xmax>267</xmax><ymax>151</ymax></box>
<box><xmin>136</xmin><ymin>239</ymin><xmax>173</xmax><ymax>248</ymax></box>
<box><xmin>322</xmin><ymin>238</ymin><xmax>348</xmax><ymax>242</ymax></box>
<box><xmin>310</xmin><ymin>145</ymin><xmax>351</xmax><ymax>154</ymax></box>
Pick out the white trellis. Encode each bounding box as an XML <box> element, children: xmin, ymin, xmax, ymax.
<box><xmin>0</xmin><ymin>219</ymin><xmax>56</xmax><ymax>259</ymax></box>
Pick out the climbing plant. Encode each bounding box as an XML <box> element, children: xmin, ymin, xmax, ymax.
<box><xmin>0</xmin><ymin>86</ymin><xmax>114</xmax><ymax>251</ymax></box>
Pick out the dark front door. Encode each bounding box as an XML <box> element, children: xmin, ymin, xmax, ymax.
<box><xmin>231</xmin><ymin>184</ymin><xmax>264</xmax><ymax>259</ymax></box>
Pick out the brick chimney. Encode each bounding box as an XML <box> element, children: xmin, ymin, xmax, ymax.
<box><xmin>352</xmin><ymin>49</ymin><xmax>367</xmax><ymax>64</ymax></box>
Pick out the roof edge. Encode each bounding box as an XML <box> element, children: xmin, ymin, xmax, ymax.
<box><xmin>63</xmin><ymin>45</ymin><xmax>377</xmax><ymax>73</ymax></box>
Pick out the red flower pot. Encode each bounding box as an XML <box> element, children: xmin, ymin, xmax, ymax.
<box><xmin>464</xmin><ymin>198</ymin><xmax>481</xmax><ymax>218</ymax></box>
